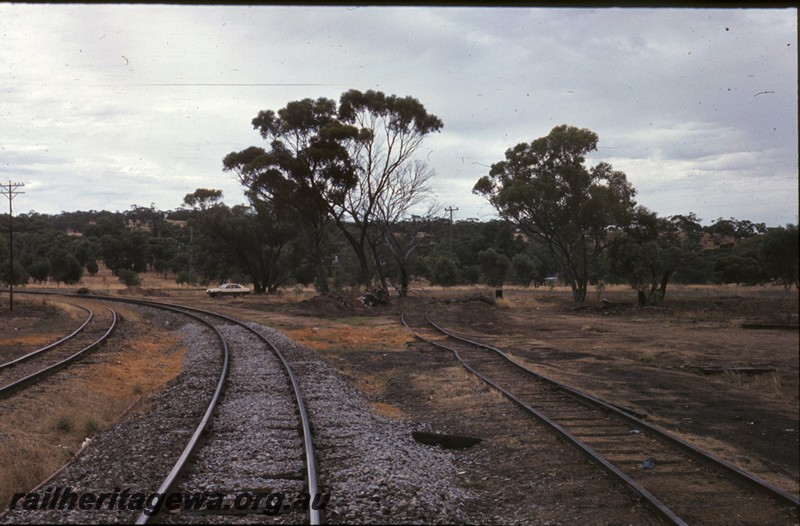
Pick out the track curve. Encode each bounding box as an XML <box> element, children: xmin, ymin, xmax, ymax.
<box><xmin>0</xmin><ymin>302</ymin><xmax>117</xmax><ymax>399</ymax></box>
<box><xmin>127</xmin><ymin>302</ymin><xmax>322</xmax><ymax>525</ymax></box>
<box><xmin>402</xmin><ymin>302</ymin><xmax>800</xmax><ymax>525</ymax></box>
<box><xmin>10</xmin><ymin>293</ymin><xmax>321</xmax><ymax>525</ymax></box>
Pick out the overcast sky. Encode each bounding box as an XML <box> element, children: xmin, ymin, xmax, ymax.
<box><xmin>1</xmin><ymin>4</ymin><xmax>797</xmax><ymax>226</ymax></box>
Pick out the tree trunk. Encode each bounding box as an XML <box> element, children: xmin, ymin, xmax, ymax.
<box><xmin>398</xmin><ymin>266</ymin><xmax>409</xmax><ymax>298</ymax></box>
<box><xmin>637</xmin><ymin>289</ymin><xmax>647</xmax><ymax>306</ymax></box>
<box><xmin>571</xmin><ymin>279</ymin><xmax>587</xmax><ymax>302</ymax></box>
<box><xmin>315</xmin><ymin>262</ymin><xmax>330</xmax><ymax>295</ymax></box>
<box><xmin>657</xmin><ymin>270</ymin><xmax>673</xmax><ymax>301</ymax></box>
<box><xmin>370</xmin><ymin>247</ymin><xmax>389</xmax><ymax>295</ymax></box>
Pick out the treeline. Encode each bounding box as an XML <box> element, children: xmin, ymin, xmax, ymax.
<box><xmin>1</xmin><ymin>93</ymin><xmax>797</xmax><ymax>304</ymax></box>
<box><xmin>0</xmin><ymin>204</ymin><xmax>797</xmax><ymax>300</ymax></box>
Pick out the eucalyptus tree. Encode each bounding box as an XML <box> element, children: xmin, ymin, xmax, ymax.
<box><xmin>760</xmin><ymin>224</ymin><xmax>799</xmax><ymax>290</ymax></box>
<box><xmin>474</xmin><ymin>125</ymin><xmax>638</xmax><ymax>301</ymax></box>
<box><xmin>604</xmin><ymin>206</ymin><xmax>668</xmax><ymax>305</ymax></box>
<box><xmin>224</xmin><ymin>90</ymin><xmax>442</xmax><ymax>292</ymax></box>
<box><xmin>223</xmin><ymin>97</ymin><xmax>356</xmax><ymax>293</ymax></box>
<box><xmin>183</xmin><ymin>190</ymin><xmax>304</xmax><ymax>293</ymax></box>
<box><xmin>372</xmin><ymin>160</ymin><xmax>440</xmax><ymax>296</ymax></box>
<box><xmin>336</xmin><ymin>89</ymin><xmax>443</xmax><ymax>290</ymax></box>
<box><xmin>477</xmin><ymin>248</ymin><xmax>511</xmax><ymax>289</ymax></box>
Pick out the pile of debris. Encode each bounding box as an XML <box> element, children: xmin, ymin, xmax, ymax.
<box><xmin>356</xmin><ymin>289</ymin><xmax>389</xmax><ymax>308</ymax></box>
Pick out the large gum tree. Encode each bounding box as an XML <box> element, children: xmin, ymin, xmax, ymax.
<box><xmin>223</xmin><ymin>97</ymin><xmax>357</xmax><ymax>294</ymax></box>
<box><xmin>224</xmin><ymin>90</ymin><xmax>442</xmax><ymax>292</ymax></box>
<box><xmin>474</xmin><ymin>124</ymin><xmax>638</xmax><ymax>302</ymax></box>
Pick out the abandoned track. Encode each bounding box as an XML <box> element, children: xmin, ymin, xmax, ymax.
<box><xmin>402</xmin><ymin>303</ymin><xmax>800</xmax><ymax>526</ymax></box>
<box><xmin>0</xmin><ymin>301</ymin><xmax>117</xmax><ymax>399</ymax></box>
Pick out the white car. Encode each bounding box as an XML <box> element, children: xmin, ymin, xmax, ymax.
<box><xmin>206</xmin><ymin>283</ymin><xmax>250</xmax><ymax>298</ymax></box>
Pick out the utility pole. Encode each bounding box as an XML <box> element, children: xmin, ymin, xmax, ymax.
<box><xmin>1</xmin><ymin>180</ymin><xmax>24</xmax><ymax>311</ymax></box>
<box><xmin>445</xmin><ymin>206</ymin><xmax>458</xmax><ymax>258</ymax></box>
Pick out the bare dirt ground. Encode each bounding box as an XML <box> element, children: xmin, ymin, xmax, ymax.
<box><xmin>3</xmin><ymin>275</ymin><xmax>798</xmax><ymax>521</ymax></box>
<box><xmin>428</xmin><ymin>287</ymin><xmax>800</xmax><ymax>496</ymax></box>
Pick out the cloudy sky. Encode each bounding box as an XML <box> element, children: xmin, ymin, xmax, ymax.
<box><xmin>1</xmin><ymin>4</ymin><xmax>797</xmax><ymax>226</ymax></box>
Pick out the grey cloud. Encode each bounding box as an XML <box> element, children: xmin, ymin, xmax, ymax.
<box><xmin>0</xmin><ymin>5</ymin><xmax>795</xmax><ymax>226</ymax></box>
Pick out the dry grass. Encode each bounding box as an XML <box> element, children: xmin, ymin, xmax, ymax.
<box><xmin>282</xmin><ymin>318</ymin><xmax>413</xmax><ymax>353</ymax></box>
<box><xmin>0</xmin><ymin>315</ymin><xmax>186</xmax><ymax>509</ymax></box>
<box><xmin>0</xmin><ymin>298</ymin><xmax>85</xmax><ymax>361</ymax></box>
<box><xmin>370</xmin><ymin>401</ymin><xmax>405</xmax><ymax>419</ymax></box>
<box><xmin>721</xmin><ymin>369</ymin><xmax>784</xmax><ymax>396</ymax></box>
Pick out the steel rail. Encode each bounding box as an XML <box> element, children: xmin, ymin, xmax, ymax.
<box><xmin>400</xmin><ymin>308</ymin><xmax>688</xmax><ymax>526</ymax></box>
<box><xmin>402</xmin><ymin>304</ymin><xmax>800</xmax><ymax>523</ymax></box>
<box><xmin>0</xmin><ymin>307</ymin><xmax>117</xmax><ymax>399</ymax></box>
<box><xmin>0</xmin><ymin>303</ymin><xmax>93</xmax><ymax>370</ymax></box>
<box><xmin>117</xmin><ymin>300</ymin><xmax>320</xmax><ymax>525</ymax></box>
<box><xmin>423</xmin><ymin>310</ymin><xmax>800</xmax><ymax>509</ymax></box>
<box><xmin>18</xmin><ymin>292</ymin><xmax>320</xmax><ymax>526</ymax></box>
<box><xmin>188</xmin><ymin>308</ymin><xmax>322</xmax><ymax>526</ymax></box>
<box><xmin>131</xmin><ymin>303</ymin><xmax>230</xmax><ymax>525</ymax></box>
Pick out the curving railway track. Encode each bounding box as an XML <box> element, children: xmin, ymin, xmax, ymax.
<box><xmin>126</xmin><ymin>301</ymin><xmax>322</xmax><ymax>525</ymax></box>
<box><xmin>402</xmin><ymin>302</ymin><xmax>800</xmax><ymax>526</ymax></box>
<box><xmin>0</xmin><ymin>301</ymin><xmax>117</xmax><ymax>399</ymax></box>
<box><xmin>3</xmin><ymin>293</ymin><xmax>321</xmax><ymax>525</ymax></box>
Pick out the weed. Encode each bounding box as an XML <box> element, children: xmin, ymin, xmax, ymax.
<box><xmin>55</xmin><ymin>416</ymin><xmax>73</xmax><ymax>433</ymax></box>
<box><xmin>639</xmin><ymin>354</ymin><xmax>655</xmax><ymax>364</ymax></box>
<box><xmin>84</xmin><ymin>418</ymin><xmax>99</xmax><ymax>435</ymax></box>
<box><xmin>722</xmin><ymin>370</ymin><xmax>784</xmax><ymax>396</ymax></box>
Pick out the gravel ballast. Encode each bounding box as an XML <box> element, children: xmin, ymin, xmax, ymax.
<box><xmin>2</xmin><ymin>309</ymin><xmax>476</xmax><ymax>524</ymax></box>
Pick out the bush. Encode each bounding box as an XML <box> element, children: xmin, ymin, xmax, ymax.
<box><xmin>175</xmin><ymin>270</ymin><xmax>190</xmax><ymax>285</ymax></box>
<box><xmin>114</xmin><ymin>268</ymin><xmax>141</xmax><ymax>287</ymax></box>
<box><xmin>50</xmin><ymin>251</ymin><xmax>83</xmax><ymax>285</ymax></box>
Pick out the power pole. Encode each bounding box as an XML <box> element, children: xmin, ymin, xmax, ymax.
<box><xmin>1</xmin><ymin>180</ymin><xmax>25</xmax><ymax>311</ymax></box>
<box><xmin>445</xmin><ymin>206</ymin><xmax>458</xmax><ymax>258</ymax></box>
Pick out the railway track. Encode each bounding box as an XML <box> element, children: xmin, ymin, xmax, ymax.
<box><xmin>402</xmin><ymin>303</ymin><xmax>800</xmax><ymax>525</ymax></box>
<box><xmin>126</xmin><ymin>302</ymin><xmax>322</xmax><ymax>524</ymax></box>
<box><xmin>0</xmin><ymin>300</ymin><xmax>117</xmax><ymax>399</ymax></box>
<box><xmin>5</xmin><ymin>292</ymin><xmax>321</xmax><ymax>524</ymax></box>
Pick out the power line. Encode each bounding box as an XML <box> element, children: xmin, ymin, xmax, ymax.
<box><xmin>1</xmin><ymin>180</ymin><xmax>25</xmax><ymax>311</ymax></box>
<box><xmin>445</xmin><ymin>206</ymin><xmax>458</xmax><ymax>258</ymax></box>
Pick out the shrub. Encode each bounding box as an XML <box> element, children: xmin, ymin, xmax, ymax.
<box><xmin>114</xmin><ymin>268</ymin><xmax>141</xmax><ymax>287</ymax></box>
<box><xmin>175</xmin><ymin>270</ymin><xmax>190</xmax><ymax>285</ymax></box>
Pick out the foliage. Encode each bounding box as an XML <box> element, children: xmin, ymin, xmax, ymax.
<box><xmin>1</xmin><ymin>259</ymin><xmax>28</xmax><ymax>286</ymax></box>
<box><xmin>429</xmin><ymin>256</ymin><xmax>458</xmax><ymax>288</ymax></box>
<box><xmin>511</xmin><ymin>254</ymin><xmax>538</xmax><ymax>287</ymax></box>
<box><xmin>175</xmin><ymin>270</ymin><xmax>190</xmax><ymax>286</ymax></box>
<box><xmin>28</xmin><ymin>258</ymin><xmax>50</xmax><ymax>284</ymax></box>
<box><xmin>0</xmin><ymin>187</ymin><xmax>795</xmax><ymax>300</ymax></box>
<box><xmin>477</xmin><ymin>248</ymin><xmax>511</xmax><ymax>288</ymax></box>
<box><xmin>49</xmin><ymin>250</ymin><xmax>83</xmax><ymax>285</ymax></box>
<box><xmin>604</xmin><ymin>207</ymin><xmax>675</xmax><ymax>305</ymax></box>
<box><xmin>760</xmin><ymin>224</ymin><xmax>799</xmax><ymax>290</ymax></box>
<box><xmin>224</xmin><ymin>89</ymin><xmax>442</xmax><ymax>292</ymax></box>
<box><xmin>474</xmin><ymin>125</ymin><xmax>638</xmax><ymax>301</ymax></box>
<box><xmin>114</xmin><ymin>268</ymin><xmax>141</xmax><ymax>287</ymax></box>
<box><xmin>183</xmin><ymin>194</ymin><xmax>309</xmax><ymax>294</ymax></box>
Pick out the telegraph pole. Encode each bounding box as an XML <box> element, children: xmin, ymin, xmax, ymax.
<box><xmin>445</xmin><ymin>206</ymin><xmax>458</xmax><ymax>258</ymax></box>
<box><xmin>1</xmin><ymin>180</ymin><xmax>24</xmax><ymax>311</ymax></box>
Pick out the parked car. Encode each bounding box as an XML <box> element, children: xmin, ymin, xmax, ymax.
<box><xmin>206</xmin><ymin>283</ymin><xmax>250</xmax><ymax>298</ymax></box>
